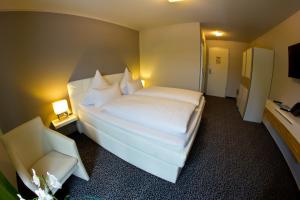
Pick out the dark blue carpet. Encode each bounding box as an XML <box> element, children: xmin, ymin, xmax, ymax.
<box><xmin>63</xmin><ymin>96</ymin><xmax>300</xmax><ymax>200</ymax></box>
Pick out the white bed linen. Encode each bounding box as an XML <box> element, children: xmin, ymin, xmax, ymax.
<box><xmin>134</xmin><ymin>86</ymin><xmax>202</xmax><ymax>105</ymax></box>
<box><xmin>101</xmin><ymin>95</ymin><xmax>196</xmax><ymax>135</ymax></box>
<box><xmin>78</xmin><ymin>97</ymin><xmax>205</xmax><ymax>179</ymax></box>
<box><xmin>78</xmin><ymin>97</ymin><xmax>203</xmax><ymax>152</ymax></box>
<box><xmin>68</xmin><ymin>73</ymin><xmax>206</xmax><ymax>182</ymax></box>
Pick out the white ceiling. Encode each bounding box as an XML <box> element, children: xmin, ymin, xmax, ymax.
<box><xmin>1</xmin><ymin>0</ymin><xmax>300</xmax><ymax>42</ymax></box>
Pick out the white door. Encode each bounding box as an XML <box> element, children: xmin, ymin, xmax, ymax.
<box><xmin>206</xmin><ymin>47</ymin><xmax>229</xmax><ymax>97</ymax></box>
<box><xmin>237</xmin><ymin>51</ymin><xmax>247</xmax><ymax>107</ymax></box>
<box><xmin>199</xmin><ymin>43</ymin><xmax>205</xmax><ymax>92</ymax></box>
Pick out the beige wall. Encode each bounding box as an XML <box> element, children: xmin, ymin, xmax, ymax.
<box><xmin>206</xmin><ymin>40</ymin><xmax>249</xmax><ymax>97</ymax></box>
<box><xmin>251</xmin><ymin>10</ymin><xmax>300</xmax><ymax>107</ymax></box>
<box><xmin>140</xmin><ymin>23</ymin><xmax>201</xmax><ymax>91</ymax></box>
<box><xmin>0</xmin><ymin>11</ymin><xmax>140</xmax><ymax>132</ymax></box>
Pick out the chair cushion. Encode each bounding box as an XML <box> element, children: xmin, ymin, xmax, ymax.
<box><xmin>30</xmin><ymin>151</ymin><xmax>78</xmax><ymax>183</ymax></box>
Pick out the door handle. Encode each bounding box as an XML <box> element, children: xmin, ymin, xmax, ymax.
<box><xmin>208</xmin><ymin>68</ymin><xmax>212</xmax><ymax>74</ymax></box>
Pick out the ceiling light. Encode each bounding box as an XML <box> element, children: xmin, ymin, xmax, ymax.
<box><xmin>212</xmin><ymin>31</ymin><xmax>224</xmax><ymax>37</ymax></box>
<box><xmin>168</xmin><ymin>0</ymin><xmax>184</xmax><ymax>3</ymax></box>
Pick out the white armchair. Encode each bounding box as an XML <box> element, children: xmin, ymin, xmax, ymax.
<box><xmin>0</xmin><ymin>117</ymin><xmax>89</xmax><ymax>193</ymax></box>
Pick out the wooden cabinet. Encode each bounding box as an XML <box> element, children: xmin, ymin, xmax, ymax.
<box><xmin>241</xmin><ymin>51</ymin><xmax>247</xmax><ymax>76</ymax></box>
<box><xmin>238</xmin><ymin>85</ymin><xmax>249</xmax><ymax>116</ymax></box>
<box><xmin>245</xmin><ymin>48</ymin><xmax>253</xmax><ymax>79</ymax></box>
<box><xmin>237</xmin><ymin>47</ymin><xmax>274</xmax><ymax>123</ymax></box>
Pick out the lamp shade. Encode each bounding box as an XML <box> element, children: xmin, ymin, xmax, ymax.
<box><xmin>141</xmin><ymin>80</ymin><xmax>146</xmax><ymax>87</ymax></box>
<box><xmin>52</xmin><ymin>99</ymin><xmax>69</xmax><ymax>115</ymax></box>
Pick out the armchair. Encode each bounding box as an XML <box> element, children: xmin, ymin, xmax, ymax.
<box><xmin>0</xmin><ymin>117</ymin><xmax>89</xmax><ymax>194</ymax></box>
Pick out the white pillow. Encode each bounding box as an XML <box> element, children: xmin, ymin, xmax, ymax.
<box><xmin>91</xmin><ymin>70</ymin><xmax>110</xmax><ymax>90</ymax></box>
<box><xmin>81</xmin><ymin>84</ymin><xmax>121</xmax><ymax>107</ymax></box>
<box><xmin>127</xmin><ymin>79</ymin><xmax>143</xmax><ymax>95</ymax></box>
<box><xmin>120</xmin><ymin>68</ymin><xmax>133</xmax><ymax>95</ymax></box>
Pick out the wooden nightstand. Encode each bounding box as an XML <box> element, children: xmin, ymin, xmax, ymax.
<box><xmin>51</xmin><ymin>114</ymin><xmax>78</xmax><ymax>135</ymax></box>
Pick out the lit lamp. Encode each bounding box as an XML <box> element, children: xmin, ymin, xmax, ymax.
<box><xmin>141</xmin><ymin>80</ymin><xmax>146</xmax><ymax>87</ymax></box>
<box><xmin>168</xmin><ymin>0</ymin><xmax>184</xmax><ymax>2</ymax></box>
<box><xmin>212</xmin><ymin>31</ymin><xmax>224</xmax><ymax>37</ymax></box>
<box><xmin>52</xmin><ymin>99</ymin><xmax>69</xmax><ymax>120</ymax></box>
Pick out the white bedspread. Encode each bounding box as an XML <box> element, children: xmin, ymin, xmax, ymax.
<box><xmin>134</xmin><ymin>86</ymin><xmax>202</xmax><ymax>105</ymax></box>
<box><xmin>102</xmin><ymin>95</ymin><xmax>196</xmax><ymax>135</ymax></box>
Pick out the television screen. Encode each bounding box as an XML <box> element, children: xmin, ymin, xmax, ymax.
<box><xmin>288</xmin><ymin>43</ymin><xmax>300</xmax><ymax>79</ymax></box>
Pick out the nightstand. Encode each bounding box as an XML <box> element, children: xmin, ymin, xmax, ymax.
<box><xmin>51</xmin><ymin>114</ymin><xmax>78</xmax><ymax>135</ymax></box>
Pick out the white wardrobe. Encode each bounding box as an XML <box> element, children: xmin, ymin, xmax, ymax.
<box><xmin>237</xmin><ymin>47</ymin><xmax>274</xmax><ymax>123</ymax></box>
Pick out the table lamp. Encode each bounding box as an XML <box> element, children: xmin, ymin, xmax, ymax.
<box><xmin>52</xmin><ymin>99</ymin><xmax>69</xmax><ymax>120</ymax></box>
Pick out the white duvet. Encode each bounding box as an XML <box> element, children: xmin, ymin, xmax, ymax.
<box><xmin>102</xmin><ymin>95</ymin><xmax>196</xmax><ymax>135</ymax></box>
<box><xmin>134</xmin><ymin>86</ymin><xmax>202</xmax><ymax>105</ymax></box>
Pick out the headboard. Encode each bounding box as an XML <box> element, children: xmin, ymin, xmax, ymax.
<box><xmin>67</xmin><ymin>73</ymin><xmax>123</xmax><ymax>115</ymax></box>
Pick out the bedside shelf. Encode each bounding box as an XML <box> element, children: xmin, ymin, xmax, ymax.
<box><xmin>52</xmin><ymin>114</ymin><xmax>78</xmax><ymax>129</ymax></box>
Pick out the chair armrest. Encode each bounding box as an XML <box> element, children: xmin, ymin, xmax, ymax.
<box><xmin>9</xmin><ymin>153</ymin><xmax>36</xmax><ymax>192</ymax></box>
<box><xmin>0</xmin><ymin>138</ymin><xmax>36</xmax><ymax>192</ymax></box>
<box><xmin>44</xmin><ymin>128</ymin><xmax>89</xmax><ymax>181</ymax></box>
<box><xmin>44</xmin><ymin>128</ymin><xmax>79</xmax><ymax>158</ymax></box>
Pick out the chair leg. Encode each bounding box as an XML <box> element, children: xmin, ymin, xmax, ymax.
<box><xmin>73</xmin><ymin>161</ymin><xmax>90</xmax><ymax>181</ymax></box>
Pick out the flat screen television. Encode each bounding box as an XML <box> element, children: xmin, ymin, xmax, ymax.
<box><xmin>288</xmin><ymin>43</ymin><xmax>300</xmax><ymax>79</ymax></box>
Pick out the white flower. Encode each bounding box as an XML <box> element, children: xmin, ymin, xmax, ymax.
<box><xmin>17</xmin><ymin>194</ymin><xmax>25</xmax><ymax>200</ymax></box>
<box><xmin>34</xmin><ymin>188</ymin><xmax>54</xmax><ymax>200</ymax></box>
<box><xmin>46</xmin><ymin>172</ymin><xmax>62</xmax><ymax>189</ymax></box>
<box><xmin>32</xmin><ymin>169</ymin><xmax>40</xmax><ymax>187</ymax></box>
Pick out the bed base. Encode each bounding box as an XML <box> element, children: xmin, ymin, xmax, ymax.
<box><xmin>80</xmin><ymin>121</ymin><xmax>181</xmax><ymax>183</ymax></box>
<box><xmin>77</xmin><ymin>99</ymin><xmax>205</xmax><ymax>183</ymax></box>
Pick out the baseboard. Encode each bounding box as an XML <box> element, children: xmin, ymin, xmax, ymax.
<box><xmin>225</xmin><ymin>96</ymin><xmax>236</xmax><ymax>99</ymax></box>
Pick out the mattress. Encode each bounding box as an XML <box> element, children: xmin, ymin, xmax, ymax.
<box><xmin>101</xmin><ymin>95</ymin><xmax>196</xmax><ymax>136</ymax></box>
<box><xmin>134</xmin><ymin>86</ymin><xmax>203</xmax><ymax>106</ymax></box>
<box><xmin>78</xmin><ymin>96</ymin><xmax>205</xmax><ymax>166</ymax></box>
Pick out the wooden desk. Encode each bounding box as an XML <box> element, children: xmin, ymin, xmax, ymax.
<box><xmin>264</xmin><ymin>108</ymin><xmax>300</xmax><ymax>162</ymax></box>
<box><xmin>263</xmin><ymin>100</ymin><xmax>300</xmax><ymax>190</ymax></box>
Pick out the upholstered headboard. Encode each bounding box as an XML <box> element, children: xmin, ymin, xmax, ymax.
<box><xmin>67</xmin><ymin>73</ymin><xmax>123</xmax><ymax>115</ymax></box>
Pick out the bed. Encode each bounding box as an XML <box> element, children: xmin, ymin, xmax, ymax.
<box><xmin>67</xmin><ymin>73</ymin><xmax>205</xmax><ymax>183</ymax></box>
